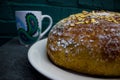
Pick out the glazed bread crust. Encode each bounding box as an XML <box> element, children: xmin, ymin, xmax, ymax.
<box><xmin>47</xmin><ymin>11</ymin><xmax>120</xmax><ymax>76</ymax></box>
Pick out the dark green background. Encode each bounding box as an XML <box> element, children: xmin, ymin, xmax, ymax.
<box><xmin>0</xmin><ymin>0</ymin><xmax>120</xmax><ymax>40</ymax></box>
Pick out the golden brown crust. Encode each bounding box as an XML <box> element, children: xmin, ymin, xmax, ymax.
<box><xmin>47</xmin><ymin>11</ymin><xmax>120</xmax><ymax>76</ymax></box>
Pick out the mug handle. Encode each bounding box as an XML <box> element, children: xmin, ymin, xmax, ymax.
<box><xmin>39</xmin><ymin>15</ymin><xmax>53</xmax><ymax>39</ymax></box>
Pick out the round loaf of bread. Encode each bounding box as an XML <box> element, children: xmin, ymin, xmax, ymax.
<box><xmin>47</xmin><ymin>11</ymin><xmax>120</xmax><ymax>76</ymax></box>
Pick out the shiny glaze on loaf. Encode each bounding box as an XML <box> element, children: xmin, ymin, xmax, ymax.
<box><xmin>47</xmin><ymin>11</ymin><xmax>120</xmax><ymax>62</ymax></box>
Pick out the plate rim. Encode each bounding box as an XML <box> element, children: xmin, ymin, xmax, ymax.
<box><xmin>28</xmin><ymin>38</ymin><xmax>60</xmax><ymax>80</ymax></box>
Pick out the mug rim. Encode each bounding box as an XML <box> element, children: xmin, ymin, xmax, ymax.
<box><xmin>15</xmin><ymin>10</ymin><xmax>42</xmax><ymax>13</ymax></box>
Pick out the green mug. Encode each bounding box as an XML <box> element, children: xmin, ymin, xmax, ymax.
<box><xmin>15</xmin><ymin>10</ymin><xmax>53</xmax><ymax>46</ymax></box>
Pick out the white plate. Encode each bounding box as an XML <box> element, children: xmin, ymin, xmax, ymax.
<box><xmin>28</xmin><ymin>38</ymin><xmax>118</xmax><ymax>80</ymax></box>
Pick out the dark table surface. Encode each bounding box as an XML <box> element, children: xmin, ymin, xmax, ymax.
<box><xmin>0</xmin><ymin>37</ymin><xmax>50</xmax><ymax>80</ymax></box>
